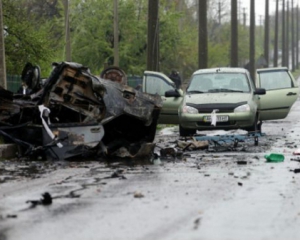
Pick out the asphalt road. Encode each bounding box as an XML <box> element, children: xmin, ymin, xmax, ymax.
<box><xmin>1</xmin><ymin>98</ymin><xmax>300</xmax><ymax>240</ymax></box>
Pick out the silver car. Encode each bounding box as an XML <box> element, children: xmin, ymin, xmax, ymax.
<box><xmin>141</xmin><ymin>67</ymin><xmax>298</xmax><ymax>137</ymax></box>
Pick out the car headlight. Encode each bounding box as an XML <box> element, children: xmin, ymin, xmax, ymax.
<box><xmin>234</xmin><ymin>104</ymin><xmax>250</xmax><ymax>112</ymax></box>
<box><xmin>182</xmin><ymin>105</ymin><xmax>198</xmax><ymax>114</ymax></box>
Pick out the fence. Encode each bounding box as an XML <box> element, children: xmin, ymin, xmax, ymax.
<box><xmin>6</xmin><ymin>75</ymin><xmax>21</xmax><ymax>92</ymax></box>
<box><xmin>127</xmin><ymin>75</ymin><xmax>142</xmax><ymax>89</ymax></box>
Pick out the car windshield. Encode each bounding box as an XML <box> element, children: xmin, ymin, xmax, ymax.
<box><xmin>187</xmin><ymin>72</ymin><xmax>250</xmax><ymax>93</ymax></box>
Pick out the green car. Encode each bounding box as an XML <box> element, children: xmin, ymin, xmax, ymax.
<box><xmin>143</xmin><ymin>67</ymin><xmax>299</xmax><ymax>137</ymax></box>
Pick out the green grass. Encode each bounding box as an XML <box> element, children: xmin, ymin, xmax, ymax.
<box><xmin>292</xmin><ymin>69</ymin><xmax>300</xmax><ymax>80</ymax></box>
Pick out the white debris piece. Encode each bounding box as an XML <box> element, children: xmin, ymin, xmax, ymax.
<box><xmin>211</xmin><ymin>109</ymin><xmax>218</xmax><ymax>126</ymax></box>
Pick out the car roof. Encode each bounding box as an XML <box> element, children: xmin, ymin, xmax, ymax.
<box><xmin>144</xmin><ymin>70</ymin><xmax>175</xmax><ymax>85</ymax></box>
<box><xmin>256</xmin><ymin>67</ymin><xmax>289</xmax><ymax>72</ymax></box>
<box><xmin>144</xmin><ymin>70</ymin><xmax>169</xmax><ymax>78</ymax></box>
<box><xmin>193</xmin><ymin>67</ymin><xmax>249</xmax><ymax>75</ymax></box>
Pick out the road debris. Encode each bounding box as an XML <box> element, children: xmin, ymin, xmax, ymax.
<box><xmin>26</xmin><ymin>192</ymin><xmax>52</xmax><ymax>207</ymax></box>
<box><xmin>293</xmin><ymin>148</ymin><xmax>300</xmax><ymax>155</ymax></box>
<box><xmin>236</xmin><ymin>160</ymin><xmax>248</xmax><ymax>165</ymax></box>
<box><xmin>264</xmin><ymin>153</ymin><xmax>285</xmax><ymax>162</ymax></box>
<box><xmin>133</xmin><ymin>192</ymin><xmax>144</xmax><ymax>198</ymax></box>
<box><xmin>291</xmin><ymin>169</ymin><xmax>300</xmax><ymax>174</ymax></box>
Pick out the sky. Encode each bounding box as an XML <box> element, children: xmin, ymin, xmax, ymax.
<box><xmin>239</xmin><ymin>0</ymin><xmax>276</xmax><ymax>24</ymax></box>
<box><xmin>240</xmin><ymin>0</ymin><xmax>300</xmax><ymax>22</ymax></box>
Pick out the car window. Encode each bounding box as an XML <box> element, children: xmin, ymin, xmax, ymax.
<box><xmin>188</xmin><ymin>72</ymin><xmax>250</xmax><ymax>92</ymax></box>
<box><xmin>259</xmin><ymin>70</ymin><xmax>294</xmax><ymax>90</ymax></box>
<box><xmin>144</xmin><ymin>75</ymin><xmax>174</xmax><ymax>96</ymax></box>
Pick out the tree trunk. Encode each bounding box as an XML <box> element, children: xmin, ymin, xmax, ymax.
<box><xmin>281</xmin><ymin>0</ymin><xmax>286</xmax><ymax>67</ymax></box>
<box><xmin>264</xmin><ymin>0</ymin><xmax>270</xmax><ymax>67</ymax></box>
<box><xmin>63</xmin><ymin>0</ymin><xmax>71</xmax><ymax>62</ymax></box>
<box><xmin>273</xmin><ymin>0</ymin><xmax>279</xmax><ymax>67</ymax></box>
<box><xmin>249</xmin><ymin>0</ymin><xmax>255</xmax><ymax>81</ymax></box>
<box><xmin>114</xmin><ymin>0</ymin><xmax>119</xmax><ymax>66</ymax></box>
<box><xmin>231</xmin><ymin>0</ymin><xmax>238</xmax><ymax>67</ymax></box>
<box><xmin>0</xmin><ymin>0</ymin><xmax>7</xmax><ymax>89</ymax></box>
<box><xmin>291</xmin><ymin>0</ymin><xmax>295</xmax><ymax>71</ymax></box>
<box><xmin>198</xmin><ymin>0</ymin><xmax>207</xmax><ymax>69</ymax></box>
<box><xmin>147</xmin><ymin>0</ymin><xmax>159</xmax><ymax>71</ymax></box>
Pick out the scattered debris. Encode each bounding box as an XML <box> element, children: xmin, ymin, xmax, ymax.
<box><xmin>193</xmin><ymin>132</ymin><xmax>265</xmax><ymax>152</ymax></box>
<box><xmin>177</xmin><ymin>140</ymin><xmax>209</xmax><ymax>151</ymax></box>
<box><xmin>236</xmin><ymin>160</ymin><xmax>248</xmax><ymax>165</ymax></box>
<box><xmin>264</xmin><ymin>153</ymin><xmax>285</xmax><ymax>162</ymax></box>
<box><xmin>193</xmin><ymin>217</ymin><xmax>201</xmax><ymax>230</ymax></box>
<box><xmin>293</xmin><ymin>148</ymin><xmax>300</xmax><ymax>155</ymax></box>
<box><xmin>291</xmin><ymin>169</ymin><xmax>300</xmax><ymax>174</ymax></box>
<box><xmin>160</xmin><ymin>147</ymin><xmax>177</xmax><ymax>158</ymax></box>
<box><xmin>110</xmin><ymin>169</ymin><xmax>127</xmax><ymax>179</ymax></box>
<box><xmin>26</xmin><ymin>192</ymin><xmax>52</xmax><ymax>207</ymax></box>
<box><xmin>291</xmin><ymin>158</ymin><xmax>300</xmax><ymax>162</ymax></box>
<box><xmin>133</xmin><ymin>192</ymin><xmax>144</xmax><ymax>198</ymax></box>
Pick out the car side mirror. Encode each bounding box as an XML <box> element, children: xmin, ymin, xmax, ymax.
<box><xmin>254</xmin><ymin>88</ymin><xmax>266</xmax><ymax>95</ymax></box>
<box><xmin>165</xmin><ymin>89</ymin><xmax>181</xmax><ymax>97</ymax></box>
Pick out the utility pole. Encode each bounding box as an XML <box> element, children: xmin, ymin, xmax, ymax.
<box><xmin>231</xmin><ymin>0</ymin><xmax>238</xmax><ymax>67</ymax></box>
<box><xmin>287</xmin><ymin>1</ymin><xmax>290</xmax><ymax>69</ymax></box>
<box><xmin>264</xmin><ymin>0</ymin><xmax>270</xmax><ymax>67</ymax></box>
<box><xmin>243</xmin><ymin>8</ymin><xmax>247</xmax><ymax>27</ymax></box>
<box><xmin>249</xmin><ymin>0</ymin><xmax>255</xmax><ymax>81</ymax></box>
<box><xmin>291</xmin><ymin>0</ymin><xmax>295</xmax><ymax>71</ymax></box>
<box><xmin>273</xmin><ymin>0</ymin><xmax>279</xmax><ymax>67</ymax></box>
<box><xmin>63</xmin><ymin>0</ymin><xmax>71</xmax><ymax>62</ymax></box>
<box><xmin>0</xmin><ymin>0</ymin><xmax>7</xmax><ymax>89</ymax></box>
<box><xmin>218</xmin><ymin>1</ymin><xmax>221</xmax><ymax>25</ymax></box>
<box><xmin>147</xmin><ymin>0</ymin><xmax>159</xmax><ymax>71</ymax></box>
<box><xmin>198</xmin><ymin>0</ymin><xmax>208</xmax><ymax>69</ymax></box>
<box><xmin>282</xmin><ymin>0</ymin><xmax>286</xmax><ymax>66</ymax></box>
<box><xmin>113</xmin><ymin>0</ymin><xmax>119</xmax><ymax>66</ymax></box>
<box><xmin>297</xmin><ymin>4</ymin><xmax>299</xmax><ymax>69</ymax></box>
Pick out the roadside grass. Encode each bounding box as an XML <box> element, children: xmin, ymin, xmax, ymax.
<box><xmin>292</xmin><ymin>69</ymin><xmax>300</xmax><ymax>79</ymax></box>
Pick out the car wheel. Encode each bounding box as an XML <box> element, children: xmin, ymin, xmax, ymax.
<box><xmin>179</xmin><ymin>125</ymin><xmax>196</xmax><ymax>137</ymax></box>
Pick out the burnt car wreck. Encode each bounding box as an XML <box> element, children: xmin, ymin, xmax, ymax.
<box><xmin>0</xmin><ymin>62</ymin><xmax>162</xmax><ymax>160</ymax></box>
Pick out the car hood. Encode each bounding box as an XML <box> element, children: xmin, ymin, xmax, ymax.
<box><xmin>184</xmin><ymin>92</ymin><xmax>252</xmax><ymax>105</ymax></box>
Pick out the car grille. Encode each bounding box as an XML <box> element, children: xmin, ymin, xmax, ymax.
<box><xmin>187</xmin><ymin>102</ymin><xmax>247</xmax><ymax>113</ymax></box>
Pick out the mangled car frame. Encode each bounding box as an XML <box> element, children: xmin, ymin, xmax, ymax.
<box><xmin>0</xmin><ymin>62</ymin><xmax>162</xmax><ymax>160</ymax></box>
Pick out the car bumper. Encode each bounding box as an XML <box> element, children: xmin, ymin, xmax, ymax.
<box><xmin>179</xmin><ymin>111</ymin><xmax>255</xmax><ymax>130</ymax></box>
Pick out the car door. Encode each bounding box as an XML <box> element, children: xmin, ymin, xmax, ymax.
<box><xmin>142</xmin><ymin>71</ymin><xmax>183</xmax><ymax>124</ymax></box>
<box><xmin>256</xmin><ymin>68</ymin><xmax>299</xmax><ymax>121</ymax></box>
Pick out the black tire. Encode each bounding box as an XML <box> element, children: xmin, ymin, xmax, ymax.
<box><xmin>179</xmin><ymin>125</ymin><xmax>196</xmax><ymax>137</ymax></box>
<box><xmin>245</xmin><ymin>114</ymin><xmax>260</xmax><ymax>134</ymax></box>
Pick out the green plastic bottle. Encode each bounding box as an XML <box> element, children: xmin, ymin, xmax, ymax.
<box><xmin>264</xmin><ymin>153</ymin><xmax>285</xmax><ymax>162</ymax></box>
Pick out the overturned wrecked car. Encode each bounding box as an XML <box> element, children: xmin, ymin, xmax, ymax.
<box><xmin>0</xmin><ymin>62</ymin><xmax>162</xmax><ymax>160</ymax></box>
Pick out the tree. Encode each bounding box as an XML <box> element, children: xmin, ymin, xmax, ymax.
<box><xmin>273</xmin><ymin>0</ymin><xmax>279</xmax><ymax>67</ymax></box>
<box><xmin>0</xmin><ymin>0</ymin><xmax>6</xmax><ymax>89</ymax></box>
<box><xmin>198</xmin><ymin>0</ymin><xmax>208</xmax><ymax>69</ymax></box>
<box><xmin>249</xmin><ymin>0</ymin><xmax>255</xmax><ymax>81</ymax></box>
<box><xmin>230</xmin><ymin>0</ymin><xmax>238</xmax><ymax>67</ymax></box>
<box><xmin>147</xmin><ymin>0</ymin><xmax>159</xmax><ymax>71</ymax></box>
<box><xmin>264</xmin><ymin>0</ymin><xmax>270</xmax><ymax>67</ymax></box>
<box><xmin>3</xmin><ymin>0</ymin><xmax>63</xmax><ymax>75</ymax></box>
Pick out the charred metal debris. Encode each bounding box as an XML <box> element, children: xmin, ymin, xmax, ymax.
<box><xmin>0</xmin><ymin>62</ymin><xmax>162</xmax><ymax>160</ymax></box>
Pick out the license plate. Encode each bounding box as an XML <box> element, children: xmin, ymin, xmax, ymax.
<box><xmin>203</xmin><ymin>115</ymin><xmax>229</xmax><ymax>122</ymax></box>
